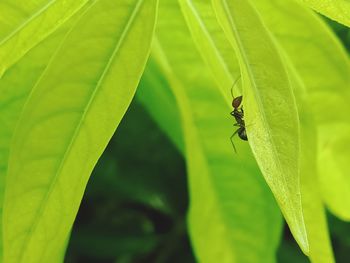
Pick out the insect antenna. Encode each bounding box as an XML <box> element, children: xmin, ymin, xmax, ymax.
<box><xmin>230</xmin><ymin>75</ymin><xmax>242</xmax><ymax>98</ymax></box>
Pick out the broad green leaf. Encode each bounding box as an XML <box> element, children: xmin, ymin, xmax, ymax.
<box><xmin>285</xmin><ymin>61</ymin><xmax>334</xmax><ymax>262</ymax></box>
<box><xmin>181</xmin><ymin>0</ymin><xmax>336</xmax><ymax>259</ymax></box>
<box><xmin>299</xmin><ymin>0</ymin><xmax>350</xmax><ymax>27</ymax></box>
<box><xmin>0</xmin><ymin>1</ymin><xmax>47</xmax><ymax>39</ymax></box>
<box><xmin>0</xmin><ymin>37</ymin><xmax>63</xmax><ymax>260</ymax></box>
<box><xmin>0</xmin><ymin>0</ymin><xmax>91</xmax><ymax>76</ymax></box>
<box><xmin>181</xmin><ymin>0</ymin><xmax>335</xmax><ymax>259</ymax></box>
<box><xmin>178</xmin><ymin>0</ymin><xmax>240</xmax><ymax>101</ymax></box>
<box><xmin>212</xmin><ymin>0</ymin><xmax>308</xmax><ymax>253</ymax></box>
<box><xmin>299</xmin><ymin>108</ymin><xmax>335</xmax><ymax>263</ymax></box>
<box><xmin>137</xmin><ymin>60</ymin><xmax>184</xmax><ymax>154</ymax></box>
<box><xmin>153</xmin><ymin>1</ymin><xmax>282</xmax><ymax>262</ymax></box>
<box><xmin>3</xmin><ymin>0</ymin><xmax>158</xmax><ymax>262</ymax></box>
<box><xmin>318</xmin><ymin>123</ymin><xmax>350</xmax><ymax>218</ymax></box>
<box><xmin>252</xmin><ymin>0</ymin><xmax>350</xmax><ymax>220</ymax></box>
<box><xmin>0</xmin><ymin>12</ymin><xmax>85</xmax><ymax>259</ymax></box>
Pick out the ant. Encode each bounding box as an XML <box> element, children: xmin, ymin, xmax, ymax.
<box><xmin>230</xmin><ymin>78</ymin><xmax>247</xmax><ymax>153</ymax></box>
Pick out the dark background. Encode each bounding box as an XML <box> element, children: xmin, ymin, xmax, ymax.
<box><xmin>65</xmin><ymin>17</ymin><xmax>350</xmax><ymax>263</ymax></box>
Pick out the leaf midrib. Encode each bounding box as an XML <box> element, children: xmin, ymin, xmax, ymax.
<box><xmin>0</xmin><ymin>0</ymin><xmax>91</xmax><ymax>77</ymax></box>
<box><xmin>0</xmin><ymin>0</ymin><xmax>57</xmax><ymax>46</ymax></box>
<box><xmin>15</xmin><ymin>0</ymin><xmax>145</xmax><ymax>261</ymax></box>
<box><xmin>181</xmin><ymin>0</ymin><xmax>233</xmax><ymax>106</ymax></box>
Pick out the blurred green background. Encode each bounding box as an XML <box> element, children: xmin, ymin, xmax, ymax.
<box><xmin>64</xmin><ymin>17</ymin><xmax>350</xmax><ymax>263</ymax></box>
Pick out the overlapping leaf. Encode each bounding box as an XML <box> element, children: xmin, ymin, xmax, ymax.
<box><xmin>0</xmin><ymin>9</ymin><xmax>86</xmax><ymax>260</ymax></box>
<box><xmin>0</xmin><ymin>0</ymin><xmax>91</xmax><ymax>76</ymax></box>
<box><xmin>180</xmin><ymin>0</ymin><xmax>332</xmax><ymax>262</ymax></box>
<box><xmin>178</xmin><ymin>0</ymin><xmax>240</xmax><ymax>101</ymax></box>
<box><xmin>284</xmin><ymin>60</ymin><xmax>334</xmax><ymax>262</ymax></box>
<box><xmin>253</xmin><ymin>0</ymin><xmax>350</xmax><ymax>221</ymax></box>
<box><xmin>180</xmin><ymin>0</ymin><xmax>338</xmax><ymax>259</ymax></box>
<box><xmin>212</xmin><ymin>0</ymin><xmax>308</xmax><ymax>253</ymax></box>
<box><xmin>0</xmin><ymin>1</ymin><xmax>47</xmax><ymax>39</ymax></box>
<box><xmin>137</xmin><ymin>60</ymin><xmax>184</xmax><ymax>153</ymax></box>
<box><xmin>299</xmin><ymin>0</ymin><xmax>350</xmax><ymax>27</ymax></box>
<box><xmin>2</xmin><ymin>0</ymin><xmax>158</xmax><ymax>262</ymax></box>
<box><xmin>299</xmin><ymin>110</ymin><xmax>335</xmax><ymax>263</ymax></box>
<box><xmin>1</xmin><ymin>0</ymin><xmax>348</xmax><ymax>262</ymax></box>
<box><xmin>150</xmin><ymin>1</ymin><xmax>282</xmax><ymax>262</ymax></box>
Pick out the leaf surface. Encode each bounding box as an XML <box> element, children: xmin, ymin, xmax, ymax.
<box><xmin>0</xmin><ymin>1</ymin><xmax>46</xmax><ymax>39</ymax></box>
<box><xmin>181</xmin><ymin>0</ymin><xmax>338</xmax><ymax>258</ymax></box>
<box><xmin>0</xmin><ymin>10</ymin><xmax>85</xmax><ymax>260</ymax></box>
<box><xmin>0</xmin><ymin>0</ymin><xmax>91</xmax><ymax>76</ymax></box>
<box><xmin>253</xmin><ymin>0</ymin><xmax>350</xmax><ymax>220</ymax></box>
<box><xmin>299</xmin><ymin>109</ymin><xmax>335</xmax><ymax>263</ymax></box>
<box><xmin>285</xmin><ymin>61</ymin><xmax>335</xmax><ymax>262</ymax></box>
<box><xmin>178</xmin><ymin>0</ymin><xmax>240</xmax><ymax>101</ymax></box>
<box><xmin>137</xmin><ymin>59</ymin><xmax>184</xmax><ymax>153</ymax></box>
<box><xmin>299</xmin><ymin>0</ymin><xmax>350</xmax><ymax>27</ymax></box>
<box><xmin>3</xmin><ymin>0</ymin><xmax>158</xmax><ymax>262</ymax></box>
<box><xmin>152</xmin><ymin>1</ymin><xmax>282</xmax><ymax>262</ymax></box>
<box><xmin>212</xmin><ymin>0</ymin><xmax>308</xmax><ymax>253</ymax></box>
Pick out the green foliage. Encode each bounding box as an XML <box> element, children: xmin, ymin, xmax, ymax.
<box><xmin>253</xmin><ymin>0</ymin><xmax>350</xmax><ymax>222</ymax></box>
<box><xmin>287</xmin><ymin>64</ymin><xmax>334</xmax><ymax>262</ymax></box>
<box><xmin>213</xmin><ymin>0</ymin><xmax>306</xmax><ymax>252</ymax></box>
<box><xmin>0</xmin><ymin>0</ymin><xmax>158</xmax><ymax>262</ymax></box>
<box><xmin>152</xmin><ymin>1</ymin><xmax>282</xmax><ymax>262</ymax></box>
<box><xmin>0</xmin><ymin>0</ymin><xmax>91</xmax><ymax>76</ymax></box>
<box><xmin>300</xmin><ymin>0</ymin><xmax>350</xmax><ymax>27</ymax></box>
<box><xmin>66</xmin><ymin>100</ymin><xmax>193</xmax><ymax>262</ymax></box>
<box><xmin>0</xmin><ymin>0</ymin><xmax>350</xmax><ymax>262</ymax></box>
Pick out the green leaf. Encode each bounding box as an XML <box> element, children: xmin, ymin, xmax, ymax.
<box><xmin>152</xmin><ymin>1</ymin><xmax>282</xmax><ymax>262</ymax></box>
<box><xmin>178</xmin><ymin>0</ymin><xmax>240</xmax><ymax>100</ymax></box>
<box><xmin>181</xmin><ymin>0</ymin><xmax>337</xmax><ymax>259</ymax></box>
<box><xmin>0</xmin><ymin>0</ymin><xmax>92</xmax><ymax>76</ymax></box>
<box><xmin>0</xmin><ymin>1</ymin><xmax>45</xmax><ymax>39</ymax></box>
<box><xmin>318</xmin><ymin>123</ymin><xmax>350</xmax><ymax>218</ymax></box>
<box><xmin>137</xmin><ymin>59</ymin><xmax>184</xmax><ymax>154</ymax></box>
<box><xmin>299</xmin><ymin>109</ymin><xmax>335</xmax><ymax>263</ymax></box>
<box><xmin>0</xmin><ymin>12</ymin><xmax>83</xmax><ymax>260</ymax></box>
<box><xmin>212</xmin><ymin>0</ymin><xmax>308</xmax><ymax>253</ymax></box>
<box><xmin>252</xmin><ymin>0</ymin><xmax>350</xmax><ymax>221</ymax></box>
<box><xmin>2</xmin><ymin>0</ymin><xmax>158</xmax><ymax>262</ymax></box>
<box><xmin>299</xmin><ymin>0</ymin><xmax>350</xmax><ymax>27</ymax></box>
<box><xmin>181</xmin><ymin>0</ymin><xmax>336</xmax><ymax>260</ymax></box>
<box><xmin>0</xmin><ymin>38</ymin><xmax>62</xmax><ymax>260</ymax></box>
<box><xmin>285</xmin><ymin>61</ymin><xmax>335</xmax><ymax>262</ymax></box>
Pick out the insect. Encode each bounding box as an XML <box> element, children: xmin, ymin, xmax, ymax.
<box><xmin>230</xmin><ymin>81</ymin><xmax>248</xmax><ymax>153</ymax></box>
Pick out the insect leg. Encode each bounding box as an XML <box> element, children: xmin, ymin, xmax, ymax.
<box><xmin>230</xmin><ymin>128</ymin><xmax>240</xmax><ymax>153</ymax></box>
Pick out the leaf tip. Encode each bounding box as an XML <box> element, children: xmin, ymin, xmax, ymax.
<box><xmin>289</xmin><ymin>215</ymin><xmax>310</xmax><ymax>256</ymax></box>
